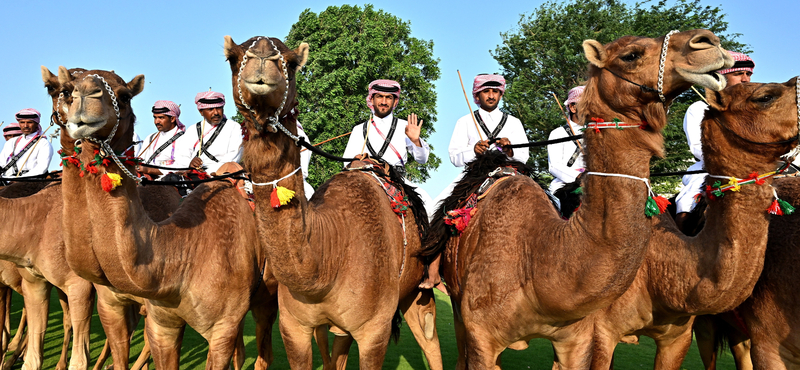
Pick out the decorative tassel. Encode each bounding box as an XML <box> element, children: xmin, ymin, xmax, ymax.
<box><xmin>571</xmin><ymin>186</ymin><xmax>583</xmax><ymax>195</ymax></box>
<box><xmin>653</xmin><ymin>195</ymin><xmax>671</xmax><ymax>214</ymax></box>
<box><xmin>767</xmin><ymin>199</ymin><xmax>783</xmax><ymax>215</ymax></box>
<box><xmin>644</xmin><ymin>196</ymin><xmax>660</xmax><ymax>217</ymax></box>
<box><xmin>100</xmin><ymin>173</ymin><xmax>122</xmax><ymax>192</ymax></box>
<box><xmin>270</xmin><ymin>186</ymin><xmax>296</xmax><ymax>208</ymax></box>
<box><xmin>778</xmin><ymin>198</ymin><xmax>795</xmax><ymax>215</ymax></box>
<box><xmin>727</xmin><ymin>177</ymin><xmax>741</xmax><ymax>192</ymax></box>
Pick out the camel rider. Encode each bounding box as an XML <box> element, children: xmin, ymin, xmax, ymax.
<box><xmin>547</xmin><ymin>85</ymin><xmax>586</xmax><ymax>193</ymax></box>
<box><xmin>137</xmin><ymin>100</ymin><xmax>186</xmax><ymax>178</ymax></box>
<box><xmin>296</xmin><ymin>120</ymin><xmax>315</xmax><ymax>198</ymax></box>
<box><xmin>675</xmin><ymin>51</ymin><xmax>755</xmax><ymax>231</ymax></box>
<box><xmin>3</xmin><ymin>122</ymin><xmax>22</xmax><ymax>141</ymax></box>
<box><xmin>423</xmin><ymin>73</ymin><xmax>530</xmax><ymax>292</ymax></box>
<box><xmin>342</xmin><ymin>79</ymin><xmax>434</xmax><ymax>210</ymax></box>
<box><xmin>174</xmin><ymin>91</ymin><xmax>243</xmax><ymax>175</ymax></box>
<box><xmin>0</xmin><ymin>109</ymin><xmax>53</xmax><ymax>178</ymax></box>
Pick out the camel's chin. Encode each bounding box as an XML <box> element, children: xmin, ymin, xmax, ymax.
<box><xmin>680</xmin><ymin>70</ymin><xmax>727</xmax><ymax>92</ymax></box>
<box><xmin>243</xmin><ymin>82</ymin><xmax>278</xmax><ymax>96</ymax></box>
<box><xmin>66</xmin><ymin>120</ymin><xmax>106</xmax><ymax>139</ymax></box>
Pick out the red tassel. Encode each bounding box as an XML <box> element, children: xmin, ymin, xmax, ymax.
<box><xmin>101</xmin><ymin>174</ymin><xmax>114</xmax><ymax>192</ymax></box>
<box><xmin>270</xmin><ymin>187</ymin><xmax>281</xmax><ymax>208</ymax></box>
<box><xmin>767</xmin><ymin>199</ymin><xmax>783</xmax><ymax>215</ymax></box>
<box><xmin>654</xmin><ymin>195</ymin><xmax>671</xmax><ymax>214</ymax></box>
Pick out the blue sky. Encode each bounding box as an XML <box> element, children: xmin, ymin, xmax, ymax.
<box><xmin>2</xmin><ymin>0</ymin><xmax>797</xmax><ymax>198</ymax></box>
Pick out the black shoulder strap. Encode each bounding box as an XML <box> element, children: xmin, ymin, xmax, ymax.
<box><xmin>197</xmin><ymin>118</ymin><xmax>227</xmax><ymax>162</ymax></box>
<box><xmin>2</xmin><ymin>135</ymin><xmax>40</xmax><ymax>175</ymax></box>
<box><xmin>362</xmin><ymin>117</ymin><xmax>398</xmax><ymax>158</ymax></box>
<box><xmin>145</xmin><ymin>130</ymin><xmax>185</xmax><ymax>164</ymax></box>
<box><xmin>473</xmin><ymin>110</ymin><xmax>508</xmax><ymax>140</ymax></box>
<box><xmin>561</xmin><ymin>123</ymin><xmax>582</xmax><ymax>167</ymax></box>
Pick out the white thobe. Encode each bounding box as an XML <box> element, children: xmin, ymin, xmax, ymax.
<box><xmin>547</xmin><ymin>120</ymin><xmax>585</xmax><ymax>192</ymax></box>
<box><xmin>676</xmin><ymin>101</ymin><xmax>709</xmax><ymax>213</ymax></box>
<box><xmin>0</xmin><ymin>132</ymin><xmax>53</xmax><ymax>177</ymax></box>
<box><xmin>174</xmin><ymin>118</ymin><xmax>243</xmax><ymax>174</ymax></box>
<box><xmin>139</xmin><ymin>126</ymin><xmax>186</xmax><ymax>170</ymax></box>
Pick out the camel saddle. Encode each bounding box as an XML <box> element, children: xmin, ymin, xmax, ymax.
<box><xmin>348</xmin><ymin>157</ymin><xmax>410</xmax><ymax>220</ymax></box>
<box><xmin>444</xmin><ymin>166</ymin><xmax>519</xmax><ymax>234</ymax></box>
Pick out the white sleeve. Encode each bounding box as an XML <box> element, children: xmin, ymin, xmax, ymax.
<box><xmin>0</xmin><ymin>141</ymin><xmax>13</xmax><ymax>168</ymax></box>
<box><xmin>448</xmin><ymin>116</ymin><xmax>475</xmax><ymax>168</ymax></box>
<box><xmin>683</xmin><ymin>102</ymin><xmax>708</xmax><ymax>162</ymax></box>
<box><xmin>548</xmin><ymin>127</ymin><xmax>581</xmax><ymax>184</ymax></box>
<box><xmin>217</xmin><ymin>124</ymin><xmax>243</xmax><ymax>164</ymax></box>
<box><xmin>172</xmin><ymin>127</ymin><xmax>197</xmax><ymax>168</ymax></box>
<box><xmin>406</xmin><ymin>137</ymin><xmax>429</xmax><ymax>164</ymax></box>
<box><xmin>504</xmin><ymin>116</ymin><xmax>529</xmax><ymax>163</ymax></box>
<box><xmin>31</xmin><ymin>140</ymin><xmax>53</xmax><ymax>175</ymax></box>
<box><xmin>342</xmin><ymin>123</ymin><xmax>366</xmax><ymax>167</ymax></box>
<box><xmin>297</xmin><ymin>128</ymin><xmax>312</xmax><ymax>179</ymax></box>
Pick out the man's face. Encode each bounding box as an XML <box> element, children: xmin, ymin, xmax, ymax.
<box><xmin>18</xmin><ymin>119</ymin><xmax>38</xmax><ymax>135</ymax></box>
<box><xmin>724</xmin><ymin>70</ymin><xmax>752</xmax><ymax>86</ymax></box>
<box><xmin>153</xmin><ymin>113</ymin><xmax>177</xmax><ymax>132</ymax></box>
<box><xmin>478</xmin><ymin>88</ymin><xmax>502</xmax><ymax>111</ymax></box>
<box><xmin>199</xmin><ymin>107</ymin><xmax>224</xmax><ymax>125</ymax></box>
<box><xmin>372</xmin><ymin>93</ymin><xmax>396</xmax><ymax>118</ymax></box>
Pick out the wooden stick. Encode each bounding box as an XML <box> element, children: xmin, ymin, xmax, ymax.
<box><xmin>300</xmin><ymin>132</ymin><xmax>351</xmax><ymax>153</ymax></box>
<box><xmin>552</xmin><ymin>92</ymin><xmax>583</xmax><ymax>151</ymax></box>
<box><xmin>691</xmin><ymin>86</ymin><xmax>709</xmax><ymax>104</ymax></box>
<box><xmin>136</xmin><ymin>132</ymin><xmax>160</xmax><ymax>158</ymax></box>
<box><xmin>458</xmin><ymin>70</ymin><xmax>484</xmax><ymax>142</ymax></box>
<box><xmin>359</xmin><ymin>115</ymin><xmax>373</xmax><ymax>158</ymax></box>
<box><xmin>16</xmin><ymin>125</ymin><xmax>53</xmax><ymax>176</ymax></box>
<box><xmin>197</xmin><ymin>119</ymin><xmax>206</xmax><ymax>158</ymax></box>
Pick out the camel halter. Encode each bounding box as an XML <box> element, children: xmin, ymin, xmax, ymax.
<box><xmin>79</xmin><ymin>74</ymin><xmax>141</xmax><ymax>185</ymax></box>
<box><xmin>237</xmin><ymin>37</ymin><xmax>293</xmax><ymax>135</ymax></box>
<box><xmin>584</xmin><ymin>172</ymin><xmax>669</xmax><ymax>217</ymax></box>
<box><xmin>782</xmin><ymin>76</ymin><xmax>800</xmax><ymax>161</ymax></box>
<box><xmin>603</xmin><ymin>30</ymin><xmax>678</xmax><ymax>106</ymax></box>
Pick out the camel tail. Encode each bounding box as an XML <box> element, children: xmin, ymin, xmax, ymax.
<box><xmin>391</xmin><ymin>309</ymin><xmax>402</xmax><ymax>344</ymax></box>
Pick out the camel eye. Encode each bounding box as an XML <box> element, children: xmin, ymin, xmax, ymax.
<box><xmin>753</xmin><ymin>95</ymin><xmax>774</xmax><ymax>103</ymax></box>
<box><xmin>621</xmin><ymin>53</ymin><xmax>640</xmax><ymax>63</ymax></box>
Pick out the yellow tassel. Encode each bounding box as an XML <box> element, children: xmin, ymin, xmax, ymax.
<box><xmin>101</xmin><ymin>172</ymin><xmax>123</xmax><ymax>192</ymax></box>
<box><xmin>275</xmin><ymin>186</ymin><xmax>295</xmax><ymax>206</ymax></box>
<box><xmin>727</xmin><ymin>177</ymin><xmax>741</xmax><ymax>192</ymax></box>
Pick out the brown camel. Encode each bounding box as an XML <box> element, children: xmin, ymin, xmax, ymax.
<box><xmin>0</xmin><ymin>260</ymin><xmax>26</xmax><ymax>370</ymax></box>
<box><xmin>42</xmin><ymin>66</ymin><xmax>180</xmax><ymax>370</ymax></box>
<box><xmin>586</xmin><ymin>78</ymin><xmax>800</xmax><ymax>369</ymax></box>
<box><xmin>422</xmin><ymin>29</ymin><xmax>731</xmax><ymax>369</ymax></box>
<box><xmin>224</xmin><ymin>35</ymin><xmax>442</xmax><ymax>370</ymax></box>
<box><xmin>56</xmin><ymin>67</ymin><xmax>278</xmax><ymax>370</ymax></box>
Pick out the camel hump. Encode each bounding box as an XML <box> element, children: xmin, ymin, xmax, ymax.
<box><xmin>215</xmin><ymin>162</ymin><xmax>244</xmax><ymax>175</ymax></box>
<box><xmin>214</xmin><ymin>162</ymin><xmax>253</xmax><ymax>209</ymax></box>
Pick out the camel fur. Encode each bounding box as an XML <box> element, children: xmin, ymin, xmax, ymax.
<box><xmin>423</xmin><ymin>29</ymin><xmax>732</xmax><ymax>369</ymax></box>
<box><xmin>55</xmin><ymin>67</ymin><xmax>277</xmax><ymax>370</ymax></box>
<box><xmin>225</xmin><ymin>35</ymin><xmax>442</xmax><ymax>370</ymax></box>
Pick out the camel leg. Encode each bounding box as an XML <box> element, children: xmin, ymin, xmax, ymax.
<box><xmin>4</xmin><ymin>307</ymin><xmax>27</xmax><ymax>370</ymax></box>
<box><xmin>251</xmin><ymin>303</ymin><xmax>278</xmax><ymax>370</ymax></box>
<box><xmin>462</xmin><ymin>324</ymin><xmax>503</xmax><ymax>370</ymax></box>
<box><xmin>399</xmin><ymin>289</ymin><xmax>442</xmax><ymax>370</ymax></box>
<box><xmin>95</xmin><ymin>286</ymin><xmax>142</xmax><ymax>370</ymax></box>
<box><xmin>55</xmin><ymin>289</ymin><xmax>72</xmax><ymax>370</ymax></box>
<box><xmin>331</xmin><ymin>334</ymin><xmax>354</xmax><ymax>370</ymax></box>
<box><xmin>749</xmin><ymin>337</ymin><xmax>786</xmax><ymax>370</ymax></box>
<box><xmin>232</xmin><ymin>321</ymin><xmax>245</xmax><ymax>370</ymax></box>
<box><xmin>729</xmin><ymin>337</ymin><xmax>753</xmax><ymax>370</ymax></box>
<box><xmin>452</xmin><ymin>301</ymin><xmax>467</xmax><ymax>370</ymax></box>
<box><xmin>693</xmin><ymin>316</ymin><xmax>718</xmax><ymax>370</ymax></box>
<box><xmin>203</xmin><ymin>322</ymin><xmax>243</xmax><ymax>370</ymax></box>
<box><xmin>130</xmin><ymin>321</ymin><xmax>151</xmax><ymax>370</ymax></box>
<box><xmin>278</xmin><ymin>309</ymin><xmax>315</xmax><ymax>370</ymax></box>
<box><xmin>0</xmin><ymin>288</ymin><xmax>9</xmax><ymax>369</ymax></box>
<box><xmin>19</xmin><ymin>276</ymin><xmax>51</xmax><ymax>370</ymax></box>
<box><xmin>92</xmin><ymin>340</ymin><xmax>111</xmax><ymax>370</ymax></box>
<box><xmin>65</xmin><ymin>283</ymin><xmax>95</xmax><ymax>370</ymax></box>
<box><xmin>314</xmin><ymin>326</ymin><xmax>332</xmax><ymax>370</ymax></box>
<box><xmin>145</xmin><ymin>317</ymin><xmax>185</xmax><ymax>370</ymax></box>
<box><xmin>653</xmin><ymin>324</ymin><xmax>695</xmax><ymax>370</ymax></box>
<box><xmin>351</xmin><ymin>324</ymin><xmax>392</xmax><ymax>370</ymax></box>
<box><xmin>550</xmin><ymin>329</ymin><xmax>593</xmax><ymax>369</ymax></box>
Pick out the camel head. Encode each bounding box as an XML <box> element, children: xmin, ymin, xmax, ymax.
<box><xmin>224</xmin><ymin>35</ymin><xmax>309</xmax><ymax>134</ymax></box>
<box><xmin>57</xmin><ymin>67</ymin><xmax>143</xmax><ymax>149</ymax></box>
<box><xmin>582</xmin><ymin>29</ymin><xmax>733</xmax><ymax>131</ymax></box>
<box><xmin>703</xmin><ymin>77</ymin><xmax>800</xmax><ymax>167</ymax></box>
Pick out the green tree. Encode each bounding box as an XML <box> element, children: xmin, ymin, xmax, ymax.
<box><xmin>284</xmin><ymin>4</ymin><xmax>441</xmax><ymax>187</ymax></box>
<box><xmin>493</xmin><ymin>0</ymin><xmax>748</xmax><ymax>194</ymax></box>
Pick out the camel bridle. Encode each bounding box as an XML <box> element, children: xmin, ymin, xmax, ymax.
<box><xmin>602</xmin><ymin>30</ymin><xmax>678</xmax><ymax>107</ymax></box>
<box><xmin>76</xmin><ymin>74</ymin><xmax>141</xmax><ymax>184</ymax></box>
<box><xmin>236</xmin><ymin>37</ymin><xmax>295</xmax><ymax>136</ymax></box>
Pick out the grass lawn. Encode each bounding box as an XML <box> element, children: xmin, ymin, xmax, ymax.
<box><xmin>4</xmin><ymin>289</ymin><xmax>736</xmax><ymax>369</ymax></box>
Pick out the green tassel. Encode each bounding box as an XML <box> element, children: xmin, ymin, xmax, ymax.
<box><xmin>778</xmin><ymin>199</ymin><xmax>796</xmax><ymax>215</ymax></box>
<box><xmin>571</xmin><ymin>186</ymin><xmax>583</xmax><ymax>195</ymax></box>
<box><xmin>644</xmin><ymin>196</ymin><xmax>660</xmax><ymax>217</ymax></box>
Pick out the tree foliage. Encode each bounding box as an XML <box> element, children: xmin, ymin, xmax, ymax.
<box><xmin>493</xmin><ymin>0</ymin><xmax>748</xmax><ymax>193</ymax></box>
<box><xmin>284</xmin><ymin>5</ymin><xmax>441</xmax><ymax>187</ymax></box>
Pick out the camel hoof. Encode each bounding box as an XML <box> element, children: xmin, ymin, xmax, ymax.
<box><xmin>424</xmin><ymin>312</ymin><xmax>435</xmax><ymax>340</ymax></box>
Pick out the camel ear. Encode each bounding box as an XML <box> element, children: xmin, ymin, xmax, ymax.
<box><xmin>706</xmin><ymin>88</ymin><xmax>729</xmax><ymax>111</ymax></box>
<box><xmin>41</xmin><ymin>66</ymin><xmax>57</xmax><ymax>87</ymax></box>
<box><xmin>583</xmin><ymin>40</ymin><xmax>607</xmax><ymax>68</ymax></box>
<box><xmin>127</xmin><ymin>74</ymin><xmax>145</xmax><ymax>97</ymax></box>
<box><xmin>57</xmin><ymin>66</ymin><xmax>74</xmax><ymax>86</ymax></box>
<box><xmin>294</xmin><ymin>43</ymin><xmax>310</xmax><ymax>71</ymax></box>
<box><xmin>223</xmin><ymin>35</ymin><xmax>239</xmax><ymax>59</ymax></box>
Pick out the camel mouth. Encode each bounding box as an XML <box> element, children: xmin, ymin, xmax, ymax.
<box><xmin>678</xmin><ymin>69</ymin><xmax>727</xmax><ymax>92</ymax></box>
<box><xmin>65</xmin><ymin>119</ymin><xmax>107</xmax><ymax>139</ymax></box>
<box><xmin>243</xmin><ymin>80</ymin><xmax>279</xmax><ymax>95</ymax></box>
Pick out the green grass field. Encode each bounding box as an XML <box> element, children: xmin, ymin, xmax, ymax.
<box><xmin>5</xmin><ymin>290</ymin><xmax>736</xmax><ymax>369</ymax></box>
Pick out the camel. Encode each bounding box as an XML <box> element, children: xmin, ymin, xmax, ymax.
<box><xmin>422</xmin><ymin>29</ymin><xmax>731</xmax><ymax>369</ymax></box>
<box><xmin>55</xmin><ymin>67</ymin><xmax>278</xmax><ymax>370</ymax></box>
<box><xmin>224</xmin><ymin>35</ymin><xmax>442</xmax><ymax>370</ymax></box>
<box><xmin>42</xmin><ymin>66</ymin><xmax>181</xmax><ymax>370</ymax></box>
<box><xmin>585</xmin><ymin>78</ymin><xmax>800</xmax><ymax>369</ymax></box>
<box><xmin>0</xmin><ymin>260</ymin><xmax>26</xmax><ymax>370</ymax></box>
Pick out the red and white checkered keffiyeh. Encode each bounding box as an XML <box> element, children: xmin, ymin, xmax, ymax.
<box><xmin>15</xmin><ymin>108</ymin><xmax>41</xmax><ymax>124</ymax></box>
<box><xmin>472</xmin><ymin>74</ymin><xmax>506</xmax><ymax>104</ymax></box>
<box><xmin>152</xmin><ymin>100</ymin><xmax>185</xmax><ymax>130</ymax></box>
<box><xmin>564</xmin><ymin>86</ymin><xmax>585</xmax><ymax>106</ymax></box>
<box><xmin>366</xmin><ymin>79</ymin><xmax>401</xmax><ymax>112</ymax></box>
<box><xmin>718</xmin><ymin>51</ymin><xmax>755</xmax><ymax>75</ymax></box>
<box><xmin>3</xmin><ymin>122</ymin><xmax>21</xmax><ymax>136</ymax></box>
<box><xmin>194</xmin><ymin>91</ymin><xmax>226</xmax><ymax>110</ymax></box>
